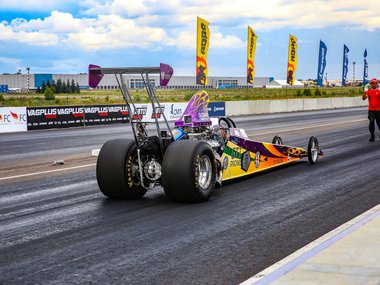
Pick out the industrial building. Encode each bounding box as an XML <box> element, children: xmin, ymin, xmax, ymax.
<box><xmin>0</xmin><ymin>72</ymin><xmax>274</xmax><ymax>92</ymax></box>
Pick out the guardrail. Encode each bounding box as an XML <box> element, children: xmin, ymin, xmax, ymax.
<box><xmin>0</xmin><ymin>98</ymin><xmax>367</xmax><ymax>133</ymax></box>
<box><xmin>225</xmin><ymin>97</ymin><xmax>367</xmax><ymax>116</ymax></box>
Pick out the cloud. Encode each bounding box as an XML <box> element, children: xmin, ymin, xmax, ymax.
<box><xmin>0</xmin><ymin>22</ymin><xmax>58</xmax><ymax>46</ymax></box>
<box><xmin>12</xmin><ymin>11</ymin><xmax>83</xmax><ymax>34</ymax></box>
<box><xmin>66</xmin><ymin>15</ymin><xmax>168</xmax><ymax>50</ymax></box>
<box><xmin>1</xmin><ymin>0</ymin><xmax>379</xmax><ymax>51</ymax></box>
<box><xmin>0</xmin><ymin>0</ymin><xmax>78</xmax><ymax>12</ymax></box>
<box><xmin>167</xmin><ymin>28</ymin><xmax>244</xmax><ymax>49</ymax></box>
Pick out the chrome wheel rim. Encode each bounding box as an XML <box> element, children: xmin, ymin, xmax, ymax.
<box><xmin>311</xmin><ymin>139</ymin><xmax>319</xmax><ymax>162</ymax></box>
<box><xmin>198</xmin><ymin>155</ymin><xmax>212</xmax><ymax>190</ymax></box>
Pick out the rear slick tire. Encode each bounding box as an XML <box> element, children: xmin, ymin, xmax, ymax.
<box><xmin>96</xmin><ymin>139</ymin><xmax>147</xmax><ymax>199</ymax></box>
<box><xmin>162</xmin><ymin>140</ymin><xmax>216</xmax><ymax>203</ymax></box>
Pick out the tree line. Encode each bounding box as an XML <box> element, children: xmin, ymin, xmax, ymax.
<box><xmin>36</xmin><ymin>79</ymin><xmax>81</xmax><ymax>95</ymax></box>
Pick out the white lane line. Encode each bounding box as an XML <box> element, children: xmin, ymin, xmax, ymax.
<box><xmin>0</xmin><ymin>163</ymin><xmax>96</xmax><ymax>181</ymax></box>
<box><xmin>249</xmin><ymin>119</ymin><xmax>365</xmax><ymax>136</ymax></box>
<box><xmin>240</xmin><ymin>203</ymin><xmax>380</xmax><ymax>285</ymax></box>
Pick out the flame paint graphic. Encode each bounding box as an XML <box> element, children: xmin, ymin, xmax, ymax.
<box><xmin>10</xmin><ymin>111</ymin><xmax>18</xmax><ymax>120</ymax></box>
<box><xmin>189</xmin><ymin>91</ymin><xmax>209</xmax><ymax>112</ymax></box>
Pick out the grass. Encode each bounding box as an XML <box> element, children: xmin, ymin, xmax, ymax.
<box><xmin>0</xmin><ymin>87</ymin><xmax>364</xmax><ymax>107</ymax></box>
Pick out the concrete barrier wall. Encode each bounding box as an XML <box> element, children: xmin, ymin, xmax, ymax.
<box><xmin>226</xmin><ymin>97</ymin><xmax>367</xmax><ymax>116</ymax></box>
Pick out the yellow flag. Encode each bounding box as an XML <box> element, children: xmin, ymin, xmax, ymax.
<box><xmin>287</xmin><ymin>34</ymin><xmax>298</xmax><ymax>85</ymax></box>
<box><xmin>247</xmin><ymin>26</ymin><xmax>257</xmax><ymax>84</ymax></box>
<box><xmin>196</xmin><ymin>17</ymin><xmax>210</xmax><ymax>86</ymax></box>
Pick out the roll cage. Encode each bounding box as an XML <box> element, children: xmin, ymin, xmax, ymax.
<box><xmin>88</xmin><ymin>63</ymin><xmax>174</xmax><ymax>156</ymax></box>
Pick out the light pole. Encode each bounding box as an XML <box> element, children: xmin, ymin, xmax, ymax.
<box><xmin>26</xmin><ymin>67</ymin><xmax>30</xmax><ymax>92</ymax></box>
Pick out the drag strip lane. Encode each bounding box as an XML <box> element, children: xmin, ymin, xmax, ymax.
<box><xmin>1</xmin><ymin>107</ymin><xmax>380</xmax><ymax>285</ymax></box>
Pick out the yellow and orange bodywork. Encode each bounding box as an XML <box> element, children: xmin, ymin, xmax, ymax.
<box><xmin>221</xmin><ymin>136</ymin><xmax>307</xmax><ymax>181</ymax></box>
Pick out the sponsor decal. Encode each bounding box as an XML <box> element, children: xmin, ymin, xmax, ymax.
<box><xmin>170</xmin><ymin>104</ymin><xmax>182</xmax><ymax>116</ymax></box>
<box><xmin>230</xmin><ymin>159</ymin><xmax>241</xmax><ymax>167</ymax></box>
<box><xmin>241</xmin><ymin>151</ymin><xmax>251</xmax><ymax>172</ymax></box>
<box><xmin>10</xmin><ymin>111</ymin><xmax>18</xmax><ymax>120</ymax></box>
<box><xmin>223</xmin><ymin>156</ymin><xmax>229</xmax><ymax>170</ymax></box>
<box><xmin>151</xmin><ymin>106</ymin><xmax>164</xmax><ymax>119</ymax></box>
<box><xmin>255</xmin><ymin>151</ymin><xmax>261</xmax><ymax>168</ymax></box>
<box><xmin>132</xmin><ymin>107</ymin><xmax>147</xmax><ymax>121</ymax></box>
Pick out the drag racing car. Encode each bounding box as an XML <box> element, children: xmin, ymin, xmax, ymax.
<box><xmin>89</xmin><ymin>63</ymin><xmax>323</xmax><ymax>203</ymax></box>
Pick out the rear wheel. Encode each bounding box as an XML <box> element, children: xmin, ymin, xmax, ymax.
<box><xmin>162</xmin><ymin>140</ymin><xmax>216</xmax><ymax>203</ymax></box>
<box><xmin>272</xmin><ymin>135</ymin><xmax>283</xmax><ymax>145</ymax></box>
<box><xmin>307</xmin><ymin>136</ymin><xmax>320</xmax><ymax>164</ymax></box>
<box><xmin>96</xmin><ymin>139</ymin><xmax>147</xmax><ymax>199</ymax></box>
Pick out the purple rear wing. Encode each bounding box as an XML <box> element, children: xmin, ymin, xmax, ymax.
<box><xmin>160</xmin><ymin>63</ymin><xmax>173</xmax><ymax>87</ymax></box>
<box><xmin>88</xmin><ymin>64</ymin><xmax>104</xmax><ymax>88</ymax></box>
<box><xmin>88</xmin><ymin>63</ymin><xmax>173</xmax><ymax>88</ymax></box>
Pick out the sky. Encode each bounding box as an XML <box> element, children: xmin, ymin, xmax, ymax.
<box><xmin>0</xmin><ymin>0</ymin><xmax>379</xmax><ymax>80</ymax></box>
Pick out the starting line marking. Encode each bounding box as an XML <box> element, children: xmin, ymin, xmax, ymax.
<box><xmin>240</xmin><ymin>203</ymin><xmax>380</xmax><ymax>285</ymax></box>
<box><xmin>0</xmin><ymin>163</ymin><xmax>96</xmax><ymax>181</ymax></box>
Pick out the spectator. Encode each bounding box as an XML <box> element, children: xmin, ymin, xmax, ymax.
<box><xmin>362</xmin><ymin>78</ymin><xmax>380</xmax><ymax>142</ymax></box>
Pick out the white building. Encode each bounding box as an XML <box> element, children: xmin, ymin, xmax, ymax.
<box><xmin>266</xmin><ymin>79</ymin><xmax>304</xmax><ymax>88</ymax></box>
<box><xmin>0</xmin><ymin>73</ymin><xmax>274</xmax><ymax>90</ymax></box>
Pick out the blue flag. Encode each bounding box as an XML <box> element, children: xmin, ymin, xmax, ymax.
<box><xmin>317</xmin><ymin>40</ymin><xmax>327</xmax><ymax>87</ymax></box>
<box><xmin>342</xmin><ymin>44</ymin><xmax>350</xmax><ymax>86</ymax></box>
<box><xmin>363</xmin><ymin>49</ymin><xmax>368</xmax><ymax>86</ymax></box>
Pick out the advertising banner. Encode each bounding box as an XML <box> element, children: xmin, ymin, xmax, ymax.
<box><xmin>247</xmin><ymin>26</ymin><xmax>257</xmax><ymax>84</ymax></box>
<box><xmin>163</xmin><ymin>103</ymin><xmax>188</xmax><ymax>121</ymax></box>
<box><xmin>132</xmin><ymin>102</ymin><xmax>225</xmax><ymax>123</ymax></box>
<box><xmin>317</xmin><ymin>40</ymin><xmax>327</xmax><ymax>87</ymax></box>
<box><xmin>24</xmin><ymin>101</ymin><xmax>226</xmax><ymax>131</ymax></box>
<box><xmin>196</xmin><ymin>17</ymin><xmax>210</xmax><ymax>86</ymax></box>
<box><xmin>27</xmin><ymin>105</ymin><xmax>130</xmax><ymax>130</ymax></box>
<box><xmin>287</xmin><ymin>34</ymin><xmax>298</xmax><ymax>85</ymax></box>
<box><xmin>363</xmin><ymin>49</ymin><xmax>368</xmax><ymax>86</ymax></box>
<box><xmin>342</xmin><ymin>44</ymin><xmax>350</xmax><ymax>86</ymax></box>
<box><xmin>0</xmin><ymin>107</ymin><xmax>27</xmax><ymax>133</ymax></box>
<box><xmin>208</xmin><ymin>102</ymin><xmax>226</xmax><ymax>117</ymax></box>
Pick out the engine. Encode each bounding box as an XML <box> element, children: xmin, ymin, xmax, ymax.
<box><xmin>180</xmin><ymin>124</ymin><xmax>226</xmax><ymax>153</ymax></box>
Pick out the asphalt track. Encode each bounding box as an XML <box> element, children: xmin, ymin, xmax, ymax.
<box><xmin>1</xmin><ymin>107</ymin><xmax>380</xmax><ymax>285</ymax></box>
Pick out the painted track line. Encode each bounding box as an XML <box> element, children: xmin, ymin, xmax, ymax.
<box><xmin>0</xmin><ymin>163</ymin><xmax>96</xmax><ymax>181</ymax></box>
<box><xmin>249</xmin><ymin>119</ymin><xmax>365</xmax><ymax>136</ymax></box>
<box><xmin>240</xmin><ymin>203</ymin><xmax>380</xmax><ymax>285</ymax></box>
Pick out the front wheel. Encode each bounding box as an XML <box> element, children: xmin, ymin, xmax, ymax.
<box><xmin>96</xmin><ymin>139</ymin><xmax>148</xmax><ymax>199</ymax></box>
<box><xmin>307</xmin><ymin>136</ymin><xmax>320</xmax><ymax>164</ymax></box>
<box><xmin>272</xmin><ymin>135</ymin><xmax>283</xmax><ymax>145</ymax></box>
<box><xmin>162</xmin><ymin>140</ymin><xmax>216</xmax><ymax>203</ymax></box>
